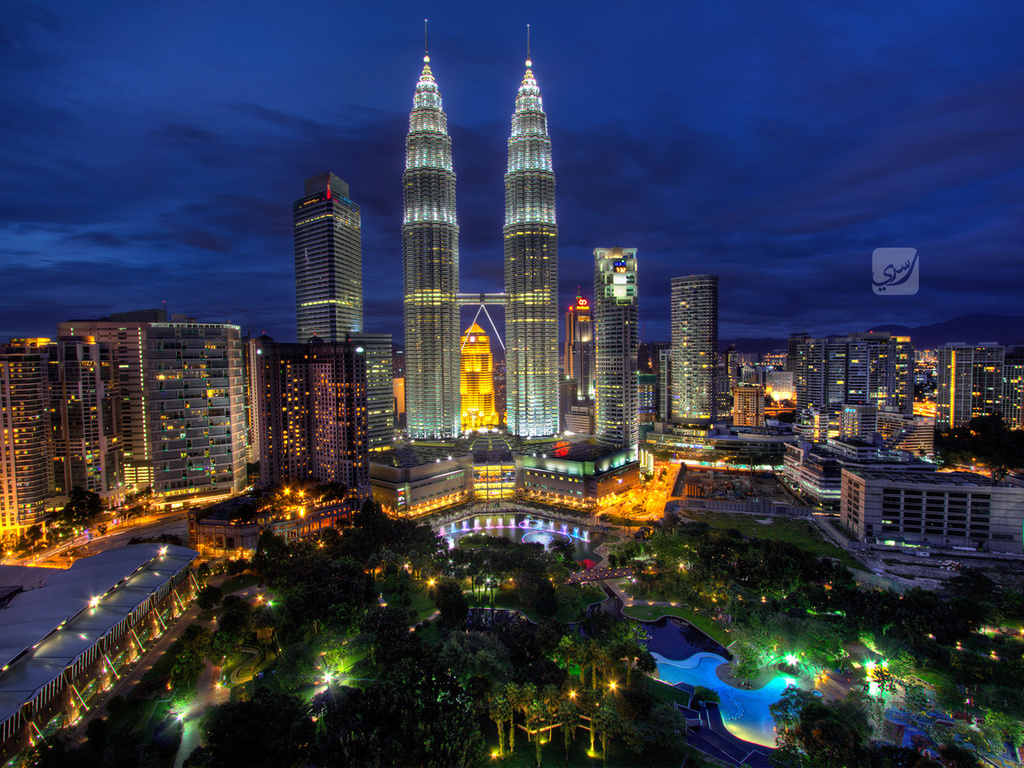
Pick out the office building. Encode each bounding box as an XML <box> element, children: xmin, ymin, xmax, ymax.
<box><xmin>146</xmin><ymin>323</ymin><xmax>247</xmax><ymax>500</ymax></box>
<box><xmin>46</xmin><ymin>336</ymin><xmax>123</xmax><ymax>504</ymax></box>
<box><xmin>594</xmin><ymin>248</ymin><xmax>639</xmax><ymax>450</ymax></box>
<box><xmin>565</xmin><ymin>294</ymin><xmax>595</xmax><ymax>404</ymax></box>
<box><xmin>403</xmin><ymin>54</ymin><xmax>461</xmax><ymax>439</ymax></box>
<box><xmin>253</xmin><ymin>337</ymin><xmax>370</xmax><ymax>504</ymax></box>
<box><xmin>460</xmin><ymin>323</ymin><xmax>499</xmax><ymax>432</ymax></box>
<box><xmin>936</xmin><ymin>343</ymin><xmax>1004</xmax><ymax>429</ymax></box>
<box><xmin>294</xmin><ymin>172</ymin><xmax>363</xmax><ymax>342</ymax></box>
<box><xmin>0</xmin><ymin>340</ymin><xmax>52</xmax><ymax>542</ymax></box>
<box><xmin>670</xmin><ymin>275</ymin><xmax>719</xmax><ymax>423</ymax></box>
<box><xmin>841</xmin><ymin>469</ymin><xmax>1024</xmax><ymax>554</ymax></box>
<box><xmin>505</xmin><ymin>57</ymin><xmax>559</xmax><ymax>438</ymax></box>
<box><xmin>733</xmin><ymin>384</ymin><xmax>766</xmax><ymax>428</ymax></box>
<box><xmin>349</xmin><ymin>333</ymin><xmax>394</xmax><ymax>450</ymax></box>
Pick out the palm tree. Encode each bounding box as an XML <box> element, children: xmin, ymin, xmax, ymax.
<box><xmin>592</xmin><ymin>702</ymin><xmax>621</xmax><ymax>765</ymax></box>
<box><xmin>488</xmin><ymin>688</ymin><xmax>512</xmax><ymax>756</ymax></box>
<box><xmin>558</xmin><ymin>698</ymin><xmax>580</xmax><ymax>761</ymax></box>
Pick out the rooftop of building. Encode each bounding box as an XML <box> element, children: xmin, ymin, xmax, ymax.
<box><xmin>372</xmin><ymin>443</ymin><xmax>471</xmax><ymax>468</ymax></box>
<box><xmin>519</xmin><ymin>439</ymin><xmax>624</xmax><ymax>463</ymax></box>
<box><xmin>0</xmin><ymin>544</ymin><xmax>196</xmax><ymax>725</ymax></box>
<box><xmin>849</xmin><ymin>470</ymin><xmax>1024</xmax><ymax>488</ymax></box>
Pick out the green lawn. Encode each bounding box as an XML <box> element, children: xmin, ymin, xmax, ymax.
<box><xmin>383</xmin><ymin>587</ymin><xmax>437</xmax><ymax>623</ymax></box>
<box><xmin>679</xmin><ymin>510</ymin><xmax>862</xmax><ymax>569</ymax></box>
<box><xmin>485</xmin><ymin>583</ymin><xmax>606</xmax><ymax>623</ymax></box>
<box><xmin>621</xmin><ymin>602</ymin><xmax>731</xmax><ymax>646</ymax></box>
<box><xmin>220</xmin><ymin>574</ymin><xmax>259</xmax><ymax>594</ymax></box>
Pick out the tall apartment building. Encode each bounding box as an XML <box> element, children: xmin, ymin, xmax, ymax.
<box><xmin>146</xmin><ymin>323</ymin><xmax>247</xmax><ymax>500</ymax></box>
<box><xmin>0</xmin><ymin>339</ymin><xmax>52</xmax><ymax>541</ymax></box>
<box><xmin>733</xmin><ymin>384</ymin><xmax>765</xmax><ymax>428</ymax></box>
<box><xmin>253</xmin><ymin>337</ymin><xmax>370</xmax><ymax>504</ymax></box>
<box><xmin>1004</xmin><ymin>348</ymin><xmax>1024</xmax><ymax>430</ymax></box>
<box><xmin>60</xmin><ymin>310</ymin><xmax>166</xmax><ymax>488</ymax></box>
<box><xmin>565</xmin><ymin>295</ymin><xmax>595</xmax><ymax>403</ymax></box>
<box><xmin>936</xmin><ymin>343</ymin><xmax>1004</xmax><ymax>429</ymax></box>
<box><xmin>594</xmin><ymin>248</ymin><xmax>639</xmax><ymax>450</ymax></box>
<box><xmin>47</xmin><ymin>336</ymin><xmax>123</xmax><ymax>503</ymax></box>
<box><xmin>657</xmin><ymin>347</ymin><xmax>673</xmax><ymax>422</ymax></box>
<box><xmin>504</xmin><ymin>57</ymin><xmax>560</xmax><ymax>437</ymax></box>
<box><xmin>794</xmin><ymin>332</ymin><xmax>914</xmax><ymax>421</ymax></box>
<box><xmin>294</xmin><ymin>172</ymin><xmax>363</xmax><ymax>342</ymax></box>
<box><xmin>670</xmin><ymin>275</ymin><xmax>718</xmax><ymax>423</ymax></box>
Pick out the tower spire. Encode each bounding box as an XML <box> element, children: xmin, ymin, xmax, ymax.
<box><xmin>526</xmin><ymin>23</ymin><xmax>531</xmax><ymax>67</ymax></box>
<box><xmin>424</xmin><ymin>18</ymin><xmax>429</xmax><ymax>62</ymax></box>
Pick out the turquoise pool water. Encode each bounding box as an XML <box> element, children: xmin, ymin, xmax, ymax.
<box><xmin>653</xmin><ymin>651</ymin><xmax>790</xmax><ymax>748</ymax></box>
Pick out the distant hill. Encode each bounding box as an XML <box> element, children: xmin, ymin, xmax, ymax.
<box><xmin>724</xmin><ymin>314</ymin><xmax>1024</xmax><ymax>356</ymax></box>
<box><xmin>868</xmin><ymin>313</ymin><xmax>1024</xmax><ymax>349</ymax></box>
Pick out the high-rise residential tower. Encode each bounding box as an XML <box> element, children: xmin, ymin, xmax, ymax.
<box><xmin>403</xmin><ymin>53</ymin><xmax>460</xmax><ymax>438</ymax></box>
<box><xmin>565</xmin><ymin>295</ymin><xmax>595</xmax><ymax>403</ymax></box>
<box><xmin>671</xmin><ymin>275</ymin><xmax>719</xmax><ymax>423</ymax></box>
<box><xmin>937</xmin><ymin>343</ymin><xmax>1005</xmax><ymax>429</ymax></box>
<box><xmin>594</xmin><ymin>248</ymin><xmax>639</xmax><ymax>450</ymax></box>
<box><xmin>0</xmin><ymin>339</ymin><xmax>52</xmax><ymax>542</ymax></box>
<box><xmin>505</xmin><ymin>56</ymin><xmax>559</xmax><ymax>437</ymax></box>
<box><xmin>253</xmin><ymin>336</ymin><xmax>370</xmax><ymax>504</ymax></box>
<box><xmin>294</xmin><ymin>172</ymin><xmax>363</xmax><ymax>342</ymax></box>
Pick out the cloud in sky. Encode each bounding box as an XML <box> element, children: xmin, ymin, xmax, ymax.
<box><xmin>1</xmin><ymin>1</ymin><xmax>1023</xmax><ymax>349</ymax></box>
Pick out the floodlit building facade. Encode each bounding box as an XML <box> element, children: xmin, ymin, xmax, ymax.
<box><xmin>733</xmin><ymin>384</ymin><xmax>766</xmax><ymax>428</ymax></box>
<box><xmin>460</xmin><ymin>323</ymin><xmax>499</xmax><ymax>431</ymax></box>
<box><xmin>594</xmin><ymin>248</ymin><xmax>639</xmax><ymax>450</ymax></box>
<box><xmin>671</xmin><ymin>275</ymin><xmax>719</xmax><ymax>423</ymax></box>
<box><xmin>504</xmin><ymin>58</ymin><xmax>559</xmax><ymax>438</ymax></box>
<box><xmin>0</xmin><ymin>339</ymin><xmax>52</xmax><ymax>542</ymax></box>
<box><xmin>294</xmin><ymin>172</ymin><xmax>363</xmax><ymax>342</ymax></box>
<box><xmin>145</xmin><ymin>323</ymin><xmax>247</xmax><ymax>501</ymax></box>
<box><xmin>403</xmin><ymin>55</ymin><xmax>461</xmax><ymax>439</ymax></box>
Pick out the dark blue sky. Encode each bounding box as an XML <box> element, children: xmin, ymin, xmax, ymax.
<box><xmin>2</xmin><ymin>1</ymin><xmax>1022</xmax><ymax>347</ymax></box>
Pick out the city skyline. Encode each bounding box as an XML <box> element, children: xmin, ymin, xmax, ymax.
<box><xmin>2</xmin><ymin>3</ymin><xmax>1024</xmax><ymax>347</ymax></box>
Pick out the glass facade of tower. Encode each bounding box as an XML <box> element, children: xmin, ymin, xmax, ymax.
<box><xmin>294</xmin><ymin>172</ymin><xmax>363</xmax><ymax>342</ymax></box>
<box><xmin>594</xmin><ymin>248</ymin><xmax>639</xmax><ymax>450</ymax></box>
<box><xmin>403</xmin><ymin>57</ymin><xmax>460</xmax><ymax>438</ymax></box>
<box><xmin>460</xmin><ymin>323</ymin><xmax>499</xmax><ymax>431</ymax></box>
<box><xmin>671</xmin><ymin>275</ymin><xmax>719</xmax><ymax>423</ymax></box>
<box><xmin>505</xmin><ymin>61</ymin><xmax>559</xmax><ymax>437</ymax></box>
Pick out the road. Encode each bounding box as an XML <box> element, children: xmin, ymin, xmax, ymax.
<box><xmin>5</xmin><ymin>511</ymin><xmax>189</xmax><ymax>567</ymax></box>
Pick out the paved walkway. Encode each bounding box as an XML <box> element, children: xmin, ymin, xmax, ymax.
<box><xmin>173</xmin><ymin>659</ymin><xmax>228</xmax><ymax>768</ymax></box>
<box><xmin>566</xmin><ymin>565</ymin><xmax>632</xmax><ymax>583</ymax></box>
<box><xmin>67</xmin><ymin>602</ymin><xmax>207</xmax><ymax>743</ymax></box>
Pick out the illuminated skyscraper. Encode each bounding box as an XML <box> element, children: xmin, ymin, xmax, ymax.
<box><xmin>565</xmin><ymin>294</ymin><xmax>595</xmax><ymax>402</ymax></box>
<box><xmin>294</xmin><ymin>172</ymin><xmax>363</xmax><ymax>342</ymax></box>
<box><xmin>671</xmin><ymin>275</ymin><xmax>719</xmax><ymax>423</ymax></box>
<box><xmin>594</xmin><ymin>248</ymin><xmax>639</xmax><ymax>450</ymax></box>
<box><xmin>505</xmin><ymin>56</ymin><xmax>559</xmax><ymax>437</ymax></box>
<box><xmin>0</xmin><ymin>339</ymin><xmax>52</xmax><ymax>542</ymax></box>
<box><xmin>460</xmin><ymin>323</ymin><xmax>498</xmax><ymax>431</ymax></box>
<box><xmin>403</xmin><ymin>53</ymin><xmax>460</xmax><ymax>438</ymax></box>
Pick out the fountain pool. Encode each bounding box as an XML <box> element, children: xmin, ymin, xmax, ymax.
<box><xmin>653</xmin><ymin>651</ymin><xmax>789</xmax><ymax>748</ymax></box>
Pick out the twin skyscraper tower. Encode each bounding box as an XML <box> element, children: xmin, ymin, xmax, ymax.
<box><xmin>403</xmin><ymin>51</ymin><xmax>559</xmax><ymax>440</ymax></box>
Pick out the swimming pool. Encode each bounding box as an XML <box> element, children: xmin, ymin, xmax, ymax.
<box><xmin>653</xmin><ymin>651</ymin><xmax>789</xmax><ymax>748</ymax></box>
